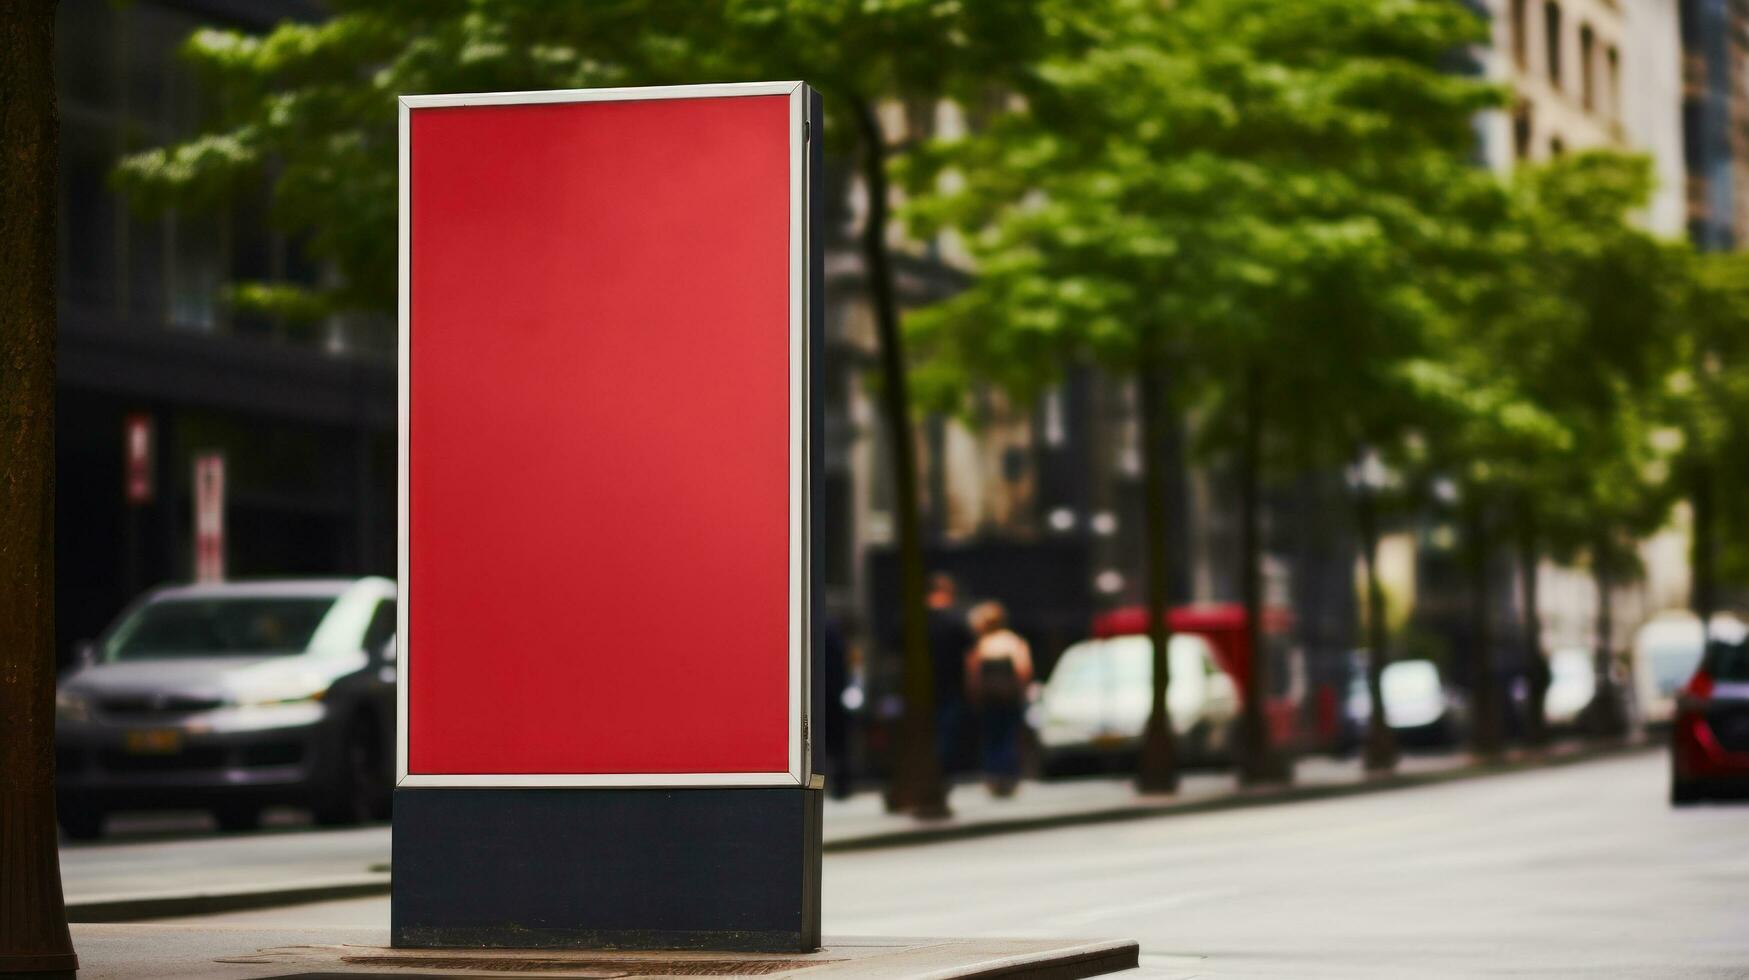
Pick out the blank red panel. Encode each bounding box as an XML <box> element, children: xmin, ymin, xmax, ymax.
<box><xmin>407</xmin><ymin>96</ymin><xmax>792</xmax><ymax>775</ymax></box>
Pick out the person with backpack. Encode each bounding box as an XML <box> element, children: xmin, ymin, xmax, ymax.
<box><xmin>964</xmin><ymin>600</ymin><xmax>1033</xmax><ymax>797</ymax></box>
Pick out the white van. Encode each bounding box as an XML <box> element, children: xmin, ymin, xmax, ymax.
<box><xmin>1031</xmin><ymin>633</ymin><xmax>1239</xmax><ymax>775</ymax></box>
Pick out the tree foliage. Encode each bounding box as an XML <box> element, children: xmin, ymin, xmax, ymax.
<box><xmin>116</xmin><ymin>0</ymin><xmax>1072</xmax><ymax>317</ymax></box>
<box><xmin>903</xmin><ymin>0</ymin><xmax>1504</xmax><ymax>776</ymax></box>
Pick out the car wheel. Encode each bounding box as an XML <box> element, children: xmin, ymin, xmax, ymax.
<box><xmin>314</xmin><ymin>713</ymin><xmax>385</xmax><ymax>827</ymax></box>
<box><xmin>1671</xmin><ymin>777</ymin><xmax>1704</xmax><ymax>807</ymax></box>
<box><xmin>57</xmin><ymin>806</ymin><xmax>105</xmax><ymax>841</ymax></box>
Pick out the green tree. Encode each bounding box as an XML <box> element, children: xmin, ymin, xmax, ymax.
<box><xmin>116</xmin><ymin>0</ymin><xmax>1083</xmax><ymax>814</ymax></box>
<box><xmin>1422</xmin><ymin>151</ymin><xmax>1682</xmax><ymax>752</ymax></box>
<box><xmin>1669</xmin><ymin>249</ymin><xmax>1749</xmax><ymax>622</ymax></box>
<box><xmin>1502</xmin><ymin>153</ymin><xmax>1683</xmax><ymax>738</ymax></box>
<box><xmin>905</xmin><ymin>0</ymin><xmax>1500</xmax><ymax>786</ymax></box>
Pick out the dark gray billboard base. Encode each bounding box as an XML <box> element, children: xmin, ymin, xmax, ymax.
<box><xmin>390</xmin><ymin>785</ymin><xmax>822</xmax><ymax>952</ymax></box>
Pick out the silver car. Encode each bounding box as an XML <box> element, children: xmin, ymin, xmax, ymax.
<box><xmin>55</xmin><ymin>577</ymin><xmax>398</xmax><ymax>839</ymax></box>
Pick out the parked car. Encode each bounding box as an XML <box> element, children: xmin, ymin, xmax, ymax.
<box><xmin>55</xmin><ymin>578</ymin><xmax>398</xmax><ymax>839</ymax></box>
<box><xmin>1339</xmin><ymin>659</ymin><xmax>1466</xmax><ymax>751</ymax></box>
<box><xmin>1671</xmin><ymin>618</ymin><xmax>1749</xmax><ymax>804</ymax></box>
<box><xmin>1633</xmin><ymin>613</ymin><xmax>1731</xmax><ymax>727</ymax></box>
<box><xmin>1030</xmin><ymin>633</ymin><xmax>1239</xmax><ymax>776</ymax></box>
<box><xmin>1543</xmin><ymin>647</ymin><xmax>1597</xmax><ymax>731</ymax></box>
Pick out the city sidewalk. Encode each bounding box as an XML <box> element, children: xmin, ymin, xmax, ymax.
<box><xmin>60</xmin><ymin>740</ymin><xmax>1652</xmax><ymax>922</ymax></box>
<box><xmin>821</xmin><ymin>750</ymin><xmax>1477</xmax><ymax>850</ymax></box>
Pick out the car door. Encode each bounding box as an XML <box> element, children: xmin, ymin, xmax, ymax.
<box><xmin>359</xmin><ymin>596</ymin><xmax>399</xmax><ymax>755</ymax></box>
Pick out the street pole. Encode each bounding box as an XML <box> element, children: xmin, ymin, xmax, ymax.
<box><xmin>0</xmin><ymin>1</ymin><xmax>79</xmax><ymax>976</ymax></box>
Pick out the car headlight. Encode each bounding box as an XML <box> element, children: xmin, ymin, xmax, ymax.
<box><xmin>55</xmin><ymin>690</ymin><xmax>93</xmax><ymax>722</ymax></box>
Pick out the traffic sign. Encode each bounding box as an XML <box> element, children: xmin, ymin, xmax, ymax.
<box><xmin>124</xmin><ymin>413</ymin><xmax>153</xmax><ymax>505</ymax></box>
<box><xmin>193</xmin><ymin>453</ymin><xmax>224</xmax><ymax>583</ymax></box>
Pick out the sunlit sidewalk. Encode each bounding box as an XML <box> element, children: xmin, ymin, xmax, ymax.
<box><xmin>59</xmin><ymin>742</ymin><xmax>1643</xmax><ymax>921</ymax></box>
<box><xmin>821</xmin><ymin>750</ymin><xmax>1474</xmax><ymax>848</ymax></box>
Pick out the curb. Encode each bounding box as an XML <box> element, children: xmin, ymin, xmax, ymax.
<box><xmin>820</xmin><ymin>741</ymin><xmax>1656</xmax><ymax>853</ymax></box>
<box><xmin>66</xmin><ymin>742</ymin><xmax>1655</xmax><ymax>922</ymax></box>
<box><xmin>66</xmin><ymin>875</ymin><xmax>390</xmax><ymax>924</ymax></box>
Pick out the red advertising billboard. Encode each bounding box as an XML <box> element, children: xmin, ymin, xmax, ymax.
<box><xmin>398</xmin><ymin>83</ymin><xmax>815</xmax><ymax>787</ymax></box>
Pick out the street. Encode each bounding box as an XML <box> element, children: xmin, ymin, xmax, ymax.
<box><xmin>99</xmin><ymin>751</ymin><xmax>1747</xmax><ymax>978</ymax></box>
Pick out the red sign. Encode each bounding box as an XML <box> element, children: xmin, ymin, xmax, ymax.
<box><xmin>399</xmin><ymin>83</ymin><xmax>816</xmax><ymax>787</ymax></box>
<box><xmin>193</xmin><ymin>453</ymin><xmax>225</xmax><ymax>583</ymax></box>
<box><xmin>124</xmin><ymin>413</ymin><xmax>154</xmax><ymax>504</ymax></box>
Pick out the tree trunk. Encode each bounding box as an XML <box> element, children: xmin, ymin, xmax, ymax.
<box><xmin>1517</xmin><ymin>518</ymin><xmax>1550</xmax><ymax>749</ymax></box>
<box><xmin>1</xmin><ymin>2</ymin><xmax>79</xmax><ymax>976</ymax></box>
<box><xmin>1586</xmin><ymin>547</ymin><xmax>1629</xmax><ymax>739</ymax></box>
<box><xmin>1353</xmin><ymin>464</ymin><xmax>1398</xmax><ymax>773</ymax></box>
<box><xmin>1135</xmin><ymin>359</ymin><xmax>1179</xmax><ymax>793</ymax></box>
<box><xmin>1238</xmin><ymin>365</ymin><xmax>1288</xmax><ymax>785</ymax></box>
<box><xmin>1692</xmin><ymin>461</ymin><xmax>1716</xmax><ymax>626</ymax></box>
<box><xmin>852</xmin><ymin>97</ymin><xmax>946</xmax><ymax>818</ymax></box>
<box><xmin>1466</xmin><ymin>500</ymin><xmax>1505</xmax><ymax>760</ymax></box>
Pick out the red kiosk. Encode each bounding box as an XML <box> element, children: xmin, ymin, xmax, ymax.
<box><xmin>395</xmin><ymin>81</ymin><xmax>823</xmax><ymax>952</ymax></box>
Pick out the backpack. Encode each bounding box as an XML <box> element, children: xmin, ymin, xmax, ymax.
<box><xmin>977</xmin><ymin>657</ymin><xmax>1023</xmax><ymax>706</ymax></box>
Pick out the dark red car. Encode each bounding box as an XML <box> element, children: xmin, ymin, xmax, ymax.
<box><xmin>1671</xmin><ymin>628</ymin><xmax>1749</xmax><ymax>804</ymax></box>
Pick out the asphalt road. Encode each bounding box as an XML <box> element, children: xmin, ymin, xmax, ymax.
<box><xmin>146</xmin><ymin>751</ymin><xmax>1749</xmax><ymax>978</ymax></box>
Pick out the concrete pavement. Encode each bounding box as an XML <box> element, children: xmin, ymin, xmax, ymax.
<box><xmin>114</xmin><ymin>750</ymin><xmax>1749</xmax><ymax>978</ymax></box>
<box><xmin>61</xmin><ymin>744</ymin><xmax>1643</xmax><ymax>921</ymax></box>
<box><xmin>58</xmin><ymin>742</ymin><xmax>1637</xmax><ymax>917</ymax></box>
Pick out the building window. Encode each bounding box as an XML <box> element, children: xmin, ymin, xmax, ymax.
<box><xmin>1513</xmin><ymin>102</ymin><xmax>1535</xmax><ymax>160</ymax></box>
<box><xmin>1544</xmin><ymin>1</ymin><xmax>1563</xmax><ymax>88</ymax></box>
<box><xmin>1684</xmin><ymin>99</ymin><xmax>1706</xmax><ymax>170</ymax></box>
<box><xmin>1606</xmin><ymin>45</ymin><xmax>1620</xmax><ymax>120</ymax></box>
<box><xmin>169</xmin><ymin>213</ymin><xmax>223</xmax><ymax>332</ymax></box>
<box><xmin>1579</xmin><ymin>24</ymin><xmax>1596</xmax><ymax>110</ymax></box>
<box><xmin>1511</xmin><ymin>0</ymin><xmax>1529</xmax><ymax>69</ymax></box>
<box><xmin>61</xmin><ymin>119</ymin><xmax>120</xmax><ymax>311</ymax></box>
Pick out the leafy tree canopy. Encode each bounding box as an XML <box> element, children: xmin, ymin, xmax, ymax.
<box><xmin>116</xmin><ymin>0</ymin><xmax>1086</xmax><ymax>317</ymax></box>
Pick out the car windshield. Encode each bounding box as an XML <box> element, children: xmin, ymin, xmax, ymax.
<box><xmin>1707</xmin><ymin>640</ymin><xmax>1749</xmax><ymax>682</ymax></box>
<box><xmin>1110</xmin><ymin>638</ymin><xmax>1154</xmax><ymax>687</ymax></box>
<box><xmin>1381</xmin><ymin>661</ymin><xmax>1441</xmax><ymax>703</ymax></box>
<box><xmin>1550</xmin><ymin>650</ymin><xmax>1592</xmax><ymax>681</ymax></box>
<box><xmin>104</xmin><ymin>597</ymin><xmax>336</xmax><ymax>660</ymax></box>
<box><xmin>1048</xmin><ymin>644</ymin><xmax>1108</xmax><ymax>694</ymax></box>
<box><xmin>1051</xmin><ymin>636</ymin><xmax>1212</xmax><ymax>693</ymax></box>
<box><xmin>1647</xmin><ymin>643</ymin><xmax>1704</xmax><ymax>695</ymax></box>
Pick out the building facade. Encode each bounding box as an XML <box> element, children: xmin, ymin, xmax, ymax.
<box><xmin>1681</xmin><ymin>0</ymin><xmax>1749</xmax><ymax>249</ymax></box>
<box><xmin>53</xmin><ymin>0</ymin><xmax>396</xmax><ymax>664</ymax></box>
<box><xmin>1468</xmin><ymin>0</ymin><xmax>1691</xmax><ymax>662</ymax></box>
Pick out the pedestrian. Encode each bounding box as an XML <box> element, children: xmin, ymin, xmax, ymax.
<box><xmin>965</xmin><ymin>600</ymin><xmax>1032</xmax><ymax>797</ymax></box>
<box><xmin>926</xmin><ymin>573</ymin><xmax>975</xmax><ymax>776</ymax></box>
<box><xmin>820</xmin><ymin>611</ymin><xmax>854</xmax><ymax>799</ymax></box>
